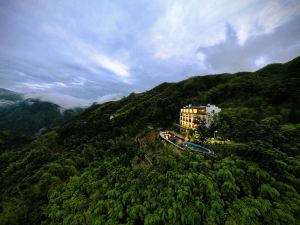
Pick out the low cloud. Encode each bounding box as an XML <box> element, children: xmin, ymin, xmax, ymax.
<box><xmin>24</xmin><ymin>93</ymin><xmax>91</xmax><ymax>108</ymax></box>
<box><xmin>96</xmin><ymin>93</ymin><xmax>124</xmax><ymax>104</ymax></box>
<box><xmin>24</xmin><ymin>92</ymin><xmax>123</xmax><ymax>109</ymax></box>
<box><xmin>0</xmin><ymin>99</ymin><xmax>16</xmax><ymax>107</ymax></box>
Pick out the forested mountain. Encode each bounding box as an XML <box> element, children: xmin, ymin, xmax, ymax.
<box><xmin>0</xmin><ymin>89</ymin><xmax>83</xmax><ymax>151</ymax></box>
<box><xmin>0</xmin><ymin>88</ymin><xmax>23</xmax><ymax>103</ymax></box>
<box><xmin>1</xmin><ymin>57</ymin><xmax>300</xmax><ymax>224</ymax></box>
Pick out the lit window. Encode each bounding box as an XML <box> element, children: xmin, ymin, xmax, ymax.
<box><xmin>193</xmin><ymin>109</ymin><xmax>197</xmax><ymax>113</ymax></box>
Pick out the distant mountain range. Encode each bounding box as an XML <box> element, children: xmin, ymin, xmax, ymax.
<box><xmin>0</xmin><ymin>88</ymin><xmax>84</xmax><ymax>136</ymax></box>
<box><xmin>0</xmin><ymin>88</ymin><xmax>23</xmax><ymax>106</ymax></box>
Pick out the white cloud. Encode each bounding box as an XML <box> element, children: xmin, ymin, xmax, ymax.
<box><xmin>149</xmin><ymin>0</ymin><xmax>300</xmax><ymax>59</ymax></box>
<box><xmin>23</xmin><ymin>92</ymin><xmax>123</xmax><ymax>108</ymax></box>
<box><xmin>21</xmin><ymin>82</ymin><xmax>53</xmax><ymax>90</ymax></box>
<box><xmin>54</xmin><ymin>82</ymin><xmax>67</xmax><ymax>87</ymax></box>
<box><xmin>74</xmin><ymin>40</ymin><xmax>131</xmax><ymax>80</ymax></box>
<box><xmin>43</xmin><ymin>25</ymin><xmax>132</xmax><ymax>84</ymax></box>
<box><xmin>70</xmin><ymin>76</ymin><xmax>88</xmax><ymax>86</ymax></box>
<box><xmin>196</xmin><ymin>51</ymin><xmax>206</xmax><ymax>62</ymax></box>
<box><xmin>255</xmin><ymin>56</ymin><xmax>268</xmax><ymax>67</ymax></box>
<box><xmin>195</xmin><ymin>51</ymin><xmax>207</xmax><ymax>70</ymax></box>
<box><xmin>90</xmin><ymin>52</ymin><xmax>130</xmax><ymax>79</ymax></box>
<box><xmin>149</xmin><ymin>0</ymin><xmax>237</xmax><ymax>60</ymax></box>
<box><xmin>96</xmin><ymin>93</ymin><xmax>123</xmax><ymax>104</ymax></box>
<box><xmin>19</xmin><ymin>82</ymin><xmax>67</xmax><ymax>91</ymax></box>
<box><xmin>232</xmin><ymin>0</ymin><xmax>300</xmax><ymax>44</ymax></box>
<box><xmin>0</xmin><ymin>100</ymin><xmax>17</xmax><ymax>107</ymax></box>
<box><xmin>24</xmin><ymin>92</ymin><xmax>91</xmax><ymax>108</ymax></box>
<box><xmin>257</xmin><ymin>0</ymin><xmax>300</xmax><ymax>33</ymax></box>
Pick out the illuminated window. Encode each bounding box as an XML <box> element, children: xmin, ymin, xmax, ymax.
<box><xmin>193</xmin><ymin>109</ymin><xmax>197</xmax><ymax>113</ymax></box>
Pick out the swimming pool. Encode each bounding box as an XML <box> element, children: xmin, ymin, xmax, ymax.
<box><xmin>160</xmin><ymin>131</ymin><xmax>212</xmax><ymax>153</ymax></box>
<box><xmin>183</xmin><ymin>142</ymin><xmax>212</xmax><ymax>153</ymax></box>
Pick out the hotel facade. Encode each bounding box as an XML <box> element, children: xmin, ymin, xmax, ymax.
<box><xmin>179</xmin><ymin>104</ymin><xmax>221</xmax><ymax>129</ymax></box>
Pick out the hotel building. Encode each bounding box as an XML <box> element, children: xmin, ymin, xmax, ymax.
<box><xmin>179</xmin><ymin>104</ymin><xmax>221</xmax><ymax>129</ymax></box>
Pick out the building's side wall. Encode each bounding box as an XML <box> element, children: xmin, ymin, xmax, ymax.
<box><xmin>206</xmin><ymin>105</ymin><xmax>221</xmax><ymax>114</ymax></box>
<box><xmin>205</xmin><ymin>105</ymin><xmax>221</xmax><ymax>127</ymax></box>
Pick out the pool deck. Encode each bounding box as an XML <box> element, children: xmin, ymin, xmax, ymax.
<box><xmin>159</xmin><ymin>131</ymin><xmax>212</xmax><ymax>154</ymax></box>
<box><xmin>159</xmin><ymin>131</ymin><xmax>185</xmax><ymax>150</ymax></box>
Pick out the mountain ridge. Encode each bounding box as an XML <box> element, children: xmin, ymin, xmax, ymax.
<box><xmin>57</xmin><ymin>56</ymin><xmax>300</xmax><ymax>145</ymax></box>
<box><xmin>1</xmin><ymin>56</ymin><xmax>300</xmax><ymax>224</ymax></box>
<box><xmin>0</xmin><ymin>89</ymin><xmax>84</xmax><ymax>148</ymax></box>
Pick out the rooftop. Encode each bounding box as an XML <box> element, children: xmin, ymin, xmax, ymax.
<box><xmin>182</xmin><ymin>103</ymin><xmax>217</xmax><ymax>109</ymax></box>
<box><xmin>182</xmin><ymin>104</ymin><xmax>207</xmax><ymax>109</ymax></box>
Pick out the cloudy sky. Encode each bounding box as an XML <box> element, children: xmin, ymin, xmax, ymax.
<box><xmin>0</xmin><ymin>0</ymin><xmax>300</xmax><ymax>107</ymax></box>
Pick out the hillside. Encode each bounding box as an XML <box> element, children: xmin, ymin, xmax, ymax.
<box><xmin>0</xmin><ymin>88</ymin><xmax>23</xmax><ymax>102</ymax></box>
<box><xmin>0</xmin><ymin>57</ymin><xmax>300</xmax><ymax>225</ymax></box>
<box><xmin>0</xmin><ymin>89</ymin><xmax>84</xmax><ymax>151</ymax></box>
<box><xmin>58</xmin><ymin>56</ymin><xmax>300</xmax><ymax>142</ymax></box>
<box><xmin>0</xmin><ymin>98</ymin><xmax>83</xmax><ymax>135</ymax></box>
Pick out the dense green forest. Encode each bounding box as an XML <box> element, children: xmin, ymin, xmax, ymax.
<box><xmin>0</xmin><ymin>57</ymin><xmax>300</xmax><ymax>224</ymax></box>
<box><xmin>0</xmin><ymin>89</ymin><xmax>83</xmax><ymax>152</ymax></box>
